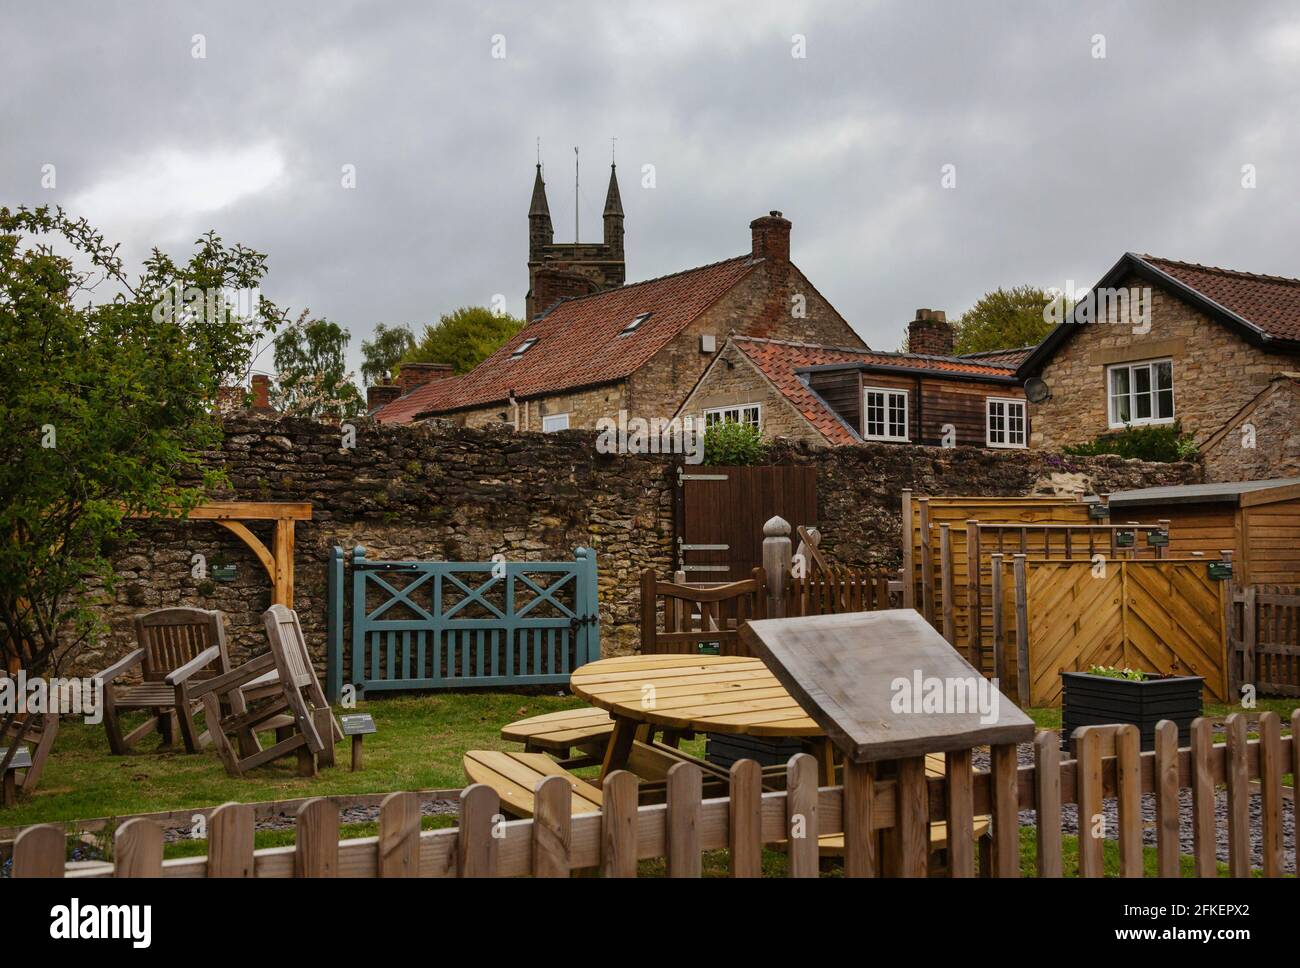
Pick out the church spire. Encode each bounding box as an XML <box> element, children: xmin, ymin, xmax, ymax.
<box><xmin>528</xmin><ymin>163</ymin><xmax>553</xmax><ymax>260</ymax></box>
<box><xmin>603</xmin><ymin>162</ymin><xmax>623</xmax><ymax>217</ymax></box>
<box><xmin>602</xmin><ymin>163</ymin><xmax>624</xmax><ymax>256</ymax></box>
<box><xmin>529</xmin><ymin>163</ymin><xmax>551</xmax><ymax>219</ymax></box>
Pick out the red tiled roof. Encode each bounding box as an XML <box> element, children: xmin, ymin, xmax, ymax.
<box><xmin>375</xmin><ymin>255</ymin><xmax>760</xmax><ymax>423</ymax></box>
<box><xmin>730</xmin><ymin>337</ymin><xmax>1018</xmax><ymax>447</ymax></box>
<box><xmin>1143</xmin><ymin>256</ymin><xmax>1300</xmax><ymax>342</ymax></box>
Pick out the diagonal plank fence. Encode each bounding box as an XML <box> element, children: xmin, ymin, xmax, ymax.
<box><xmin>12</xmin><ymin>712</ymin><xmax>1294</xmax><ymax>878</ymax></box>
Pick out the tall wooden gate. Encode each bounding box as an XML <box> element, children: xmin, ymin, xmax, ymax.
<box><xmin>676</xmin><ymin>465</ymin><xmax>817</xmax><ymax>581</ymax></box>
<box><xmin>1021</xmin><ymin>560</ymin><xmax>1226</xmax><ymax>705</ymax></box>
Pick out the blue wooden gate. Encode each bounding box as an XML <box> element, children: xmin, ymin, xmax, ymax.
<box><xmin>328</xmin><ymin>546</ymin><xmax>599</xmax><ymax>698</ymax></box>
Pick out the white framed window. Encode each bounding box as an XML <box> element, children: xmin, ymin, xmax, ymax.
<box><xmin>541</xmin><ymin>412</ymin><xmax>569</xmax><ymax>432</ymax></box>
<box><xmin>511</xmin><ymin>337</ymin><xmax>538</xmax><ymax>359</ymax></box>
<box><xmin>704</xmin><ymin>403</ymin><xmax>761</xmax><ymax>430</ymax></box>
<box><xmin>986</xmin><ymin>397</ymin><xmax>1027</xmax><ymax>449</ymax></box>
<box><xmin>620</xmin><ymin>312</ymin><xmax>651</xmax><ymax>335</ymax></box>
<box><xmin>1107</xmin><ymin>358</ymin><xmax>1174</xmax><ymax>428</ymax></box>
<box><xmin>863</xmin><ymin>387</ymin><xmax>908</xmax><ymax>441</ymax></box>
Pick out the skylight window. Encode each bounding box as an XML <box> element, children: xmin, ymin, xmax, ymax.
<box><xmin>620</xmin><ymin>312</ymin><xmax>651</xmax><ymax>335</ymax></box>
<box><xmin>511</xmin><ymin>338</ymin><xmax>538</xmax><ymax>359</ymax></box>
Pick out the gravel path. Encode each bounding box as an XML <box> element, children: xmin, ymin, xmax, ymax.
<box><xmin>973</xmin><ymin>740</ymin><xmax>1296</xmax><ymax>874</ymax></box>
<box><xmin>157</xmin><ymin>796</ymin><xmax>461</xmax><ymax>844</ymax></box>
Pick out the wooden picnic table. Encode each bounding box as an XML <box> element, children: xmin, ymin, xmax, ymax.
<box><xmin>569</xmin><ymin>654</ymin><xmax>837</xmax><ymax>782</ymax></box>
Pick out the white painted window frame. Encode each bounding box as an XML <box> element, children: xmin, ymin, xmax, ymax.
<box><xmin>541</xmin><ymin>412</ymin><xmax>570</xmax><ymax>432</ymax></box>
<box><xmin>704</xmin><ymin>403</ymin><xmax>762</xmax><ymax>430</ymax></box>
<box><xmin>1106</xmin><ymin>358</ymin><xmax>1175</xmax><ymax>429</ymax></box>
<box><xmin>986</xmin><ymin>396</ymin><xmax>1028</xmax><ymax>449</ymax></box>
<box><xmin>863</xmin><ymin>386</ymin><xmax>909</xmax><ymax>442</ymax></box>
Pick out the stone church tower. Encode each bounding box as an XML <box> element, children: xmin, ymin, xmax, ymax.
<box><xmin>526</xmin><ymin>162</ymin><xmax>626</xmax><ymax>319</ymax></box>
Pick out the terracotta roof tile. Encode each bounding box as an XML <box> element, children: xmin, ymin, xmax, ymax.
<box><xmin>375</xmin><ymin>255</ymin><xmax>760</xmax><ymax>424</ymax></box>
<box><xmin>1143</xmin><ymin>256</ymin><xmax>1300</xmax><ymax>342</ymax></box>
<box><xmin>958</xmin><ymin>346</ymin><xmax>1036</xmax><ymax>367</ymax></box>
<box><xmin>731</xmin><ymin>337</ymin><xmax>1018</xmax><ymax>446</ymax></box>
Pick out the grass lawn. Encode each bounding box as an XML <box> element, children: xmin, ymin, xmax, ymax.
<box><xmin>3</xmin><ymin>691</ymin><xmax>1294</xmax><ymax>873</ymax></box>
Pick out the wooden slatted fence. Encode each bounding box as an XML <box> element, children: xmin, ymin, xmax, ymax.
<box><xmin>12</xmin><ymin>713</ymin><xmax>1294</xmax><ymax>878</ymax></box>
<box><xmin>988</xmin><ymin>557</ymin><xmax>1229</xmax><ymax>706</ymax></box>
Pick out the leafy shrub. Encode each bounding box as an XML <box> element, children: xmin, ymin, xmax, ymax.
<box><xmin>703</xmin><ymin>421</ymin><xmax>769</xmax><ymax>465</ymax></box>
<box><xmin>1062</xmin><ymin>422</ymin><xmax>1197</xmax><ymax>462</ymax></box>
<box><xmin>1086</xmin><ymin>665</ymin><xmax>1148</xmax><ymax>681</ymax></box>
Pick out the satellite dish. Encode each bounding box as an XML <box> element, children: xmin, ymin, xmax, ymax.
<box><xmin>1024</xmin><ymin>377</ymin><xmax>1051</xmax><ymax>404</ymax></box>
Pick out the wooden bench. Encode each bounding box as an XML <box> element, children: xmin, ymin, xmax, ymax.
<box><xmin>500</xmin><ymin>707</ymin><xmax>615</xmax><ymax>767</ymax></box>
<box><xmin>462</xmin><ymin>750</ymin><xmax>604</xmax><ymax>818</ymax></box>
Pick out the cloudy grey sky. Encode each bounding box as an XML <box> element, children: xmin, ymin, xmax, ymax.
<box><xmin>4</xmin><ymin>0</ymin><xmax>1299</xmax><ymax>376</ymax></box>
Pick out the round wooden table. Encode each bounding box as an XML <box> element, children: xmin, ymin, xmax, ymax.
<box><xmin>570</xmin><ymin>654</ymin><xmax>832</xmax><ymax>781</ymax></box>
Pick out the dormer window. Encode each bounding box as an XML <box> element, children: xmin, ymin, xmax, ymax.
<box><xmin>511</xmin><ymin>338</ymin><xmax>538</xmax><ymax>359</ymax></box>
<box><xmin>620</xmin><ymin>312</ymin><xmax>651</xmax><ymax>335</ymax></box>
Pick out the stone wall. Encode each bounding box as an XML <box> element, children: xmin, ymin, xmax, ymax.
<box><xmin>1201</xmin><ymin>378</ymin><xmax>1300</xmax><ymax>482</ymax></box>
<box><xmin>766</xmin><ymin>438</ymin><xmax>1203</xmax><ymax>569</ymax></box>
<box><xmin>82</xmin><ymin>414</ymin><xmax>1201</xmax><ymax>682</ymax></box>
<box><xmin>1030</xmin><ymin>270</ymin><xmax>1300</xmax><ymax>450</ymax></box>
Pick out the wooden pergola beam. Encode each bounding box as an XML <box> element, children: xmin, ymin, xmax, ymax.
<box><xmin>130</xmin><ymin>501</ymin><xmax>310</xmax><ymax>607</ymax></box>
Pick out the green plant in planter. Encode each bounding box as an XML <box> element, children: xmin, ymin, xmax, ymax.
<box><xmin>1086</xmin><ymin>665</ymin><xmax>1148</xmax><ymax>681</ymax></box>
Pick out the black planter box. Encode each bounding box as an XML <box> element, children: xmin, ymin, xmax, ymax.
<box><xmin>1061</xmin><ymin>671</ymin><xmax>1203</xmax><ymax>752</ymax></box>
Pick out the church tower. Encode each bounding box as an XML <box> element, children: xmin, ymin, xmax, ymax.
<box><xmin>526</xmin><ymin>157</ymin><xmax>626</xmax><ymax>320</ymax></box>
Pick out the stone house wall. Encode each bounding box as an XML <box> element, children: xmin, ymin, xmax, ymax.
<box><xmin>676</xmin><ymin>339</ymin><xmax>827</xmax><ymax>445</ymax></box>
<box><xmin>1200</xmin><ymin>379</ymin><xmax>1300</xmax><ymax>482</ymax></box>
<box><xmin>1030</xmin><ymin>270</ymin><xmax>1300</xmax><ymax>450</ymax></box>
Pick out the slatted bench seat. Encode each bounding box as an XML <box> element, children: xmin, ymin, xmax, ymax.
<box><xmin>500</xmin><ymin>707</ymin><xmax>615</xmax><ymax>767</ymax></box>
<box><xmin>463</xmin><ymin>750</ymin><xmax>604</xmax><ymax>818</ymax></box>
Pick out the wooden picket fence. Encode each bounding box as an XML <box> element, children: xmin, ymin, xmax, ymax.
<box><xmin>786</xmin><ymin>566</ymin><xmax>898</xmax><ymax>617</ymax></box>
<box><xmin>1228</xmin><ymin>584</ymin><xmax>1300</xmax><ymax>698</ymax></box>
<box><xmin>12</xmin><ymin>712</ymin><xmax>1295</xmax><ymax>878</ymax></box>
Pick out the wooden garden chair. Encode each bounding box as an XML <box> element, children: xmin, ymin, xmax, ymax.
<box><xmin>193</xmin><ymin>605</ymin><xmax>338</xmax><ymax>777</ymax></box>
<box><xmin>1</xmin><ymin>711</ymin><xmax>59</xmax><ymax>806</ymax></box>
<box><xmin>96</xmin><ymin>607</ymin><xmax>231</xmax><ymax>755</ymax></box>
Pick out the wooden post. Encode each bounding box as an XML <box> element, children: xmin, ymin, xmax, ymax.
<box><xmin>762</xmin><ymin>516</ymin><xmax>792</xmax><ymax>619</ymax></box>
<box><xmin>1156</xmin><ymin>518</ymin><xmax>1170</xmax><ymax>560</ymax></box>
<box><xmin>1242</xmin><ymin>583</ymin><xmax>1256</xmax><ymax>699</ymax></box>
<box><xmin>939</xmin><ymin>524</ymin><xmax>955</xmax><ymax>645</ymax></box>
<box><xmin>919</xmin><ymin>499</ymin><xmax>935</xmax><ymax>624</ymax></box>
<box><xmin>1013</xmin><ymin>554</ymin><xmax>1029</xmax><ymax>706</ymax></box>
<box><xmin>966</xmin><ymin>519</ymin><xmax>981</xmax><ymax>665</ymax></box>
<box><xmin>990</xmin><ymin>553</ymin><xmax>1004</xmax><ymax>685</ymax></box>
<box><xmin>351</xmin><ymin>733</ymin><xmax>364</xmax><ymax>771</ymax></box>
<box><xmin>900</xmin><ymin>489</ymin><xmax>916</xmax><ymax>609</ymax></box>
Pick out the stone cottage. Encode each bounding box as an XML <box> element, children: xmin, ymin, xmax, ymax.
<box><xmin>674</xmin><ymin>312</ymin><xmax>1031</xmax><ymax>449</ymax></box>
<box><xmin>1017</xmin><ymin>252</ymin><xmax>1300</xmax><ymax>480</ymax></box>
<box><xmin>373</xmin><ymin>202</ymin><xmax>868</xmax><ymax>429</ymax></box>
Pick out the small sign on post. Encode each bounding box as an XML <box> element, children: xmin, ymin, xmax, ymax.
<box><xmin>339</xmin><ymin>713</ymin><xmax>377</xmax><ymax>772</ymax></box>
<box><xmin>1</xmin><ymin>746</ymin><xmax>33</xmax><ymax>807</ymax></box>
<box><xmin>1207</xmin><ymin>560</ymin><xmax>1233</xmax><ymax>581</ymax></box>
<box><xmin>1088</xmin><ymin>503</ymin><xmax>1110</xmax><ymax>520</ymax></box>
<box><xmin>1115</xmin><ymin>530</ymin><xmax>1136</xmax><ymax>548</ymax></box>
<box><xmin>1146</xmin><ymin>529</ymin><xmax>1169</xmax><ymax>547</ymax></box>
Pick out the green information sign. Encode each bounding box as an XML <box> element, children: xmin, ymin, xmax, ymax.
<box><xmin>1208</xmin><ymin>560</ymin><xmax>1233</xmax><ymax>581</ymax></box>
<box><xmin>1088</xmin><ymin>504</ymin><xmax>1111</xmax><ymax>520</ymax></box>
<box><xmin>1115</xmin><ymin>530</ymin><xmax>1136</xmax><ymax>548</ymax></box>
<box><xmin>1146</xmin><ymin>529</ymin><xmax>1169</xmax><ymax>547</ymax></box>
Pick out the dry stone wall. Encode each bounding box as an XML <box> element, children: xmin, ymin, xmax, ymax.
<box><xmin>83</xmin><ymin>414</ymin><xmax>1202</xmax><ymax>681</ymax></box>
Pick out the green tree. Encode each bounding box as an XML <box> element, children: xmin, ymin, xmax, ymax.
<box><xmin>950</xmin><ymin>285</ymin><xmax>1063</xmax><ymax>356</ymax></box>
<box><xmin>402</xmin><ymin>306</ymin><xmax>523</xmax><ymax>375</ymax></box>
<box><xmin>272</xmin><ymin>311</ymin><xmax>363</xmax><ymax>420</ymax></box>
<box><xmin>360</xmin><ymin>322</ymin><xmax>415</xmax><ymax>386</ymax></box>
<box><xmin>0</xmin><ymin>206</ymin><xmax>282</xmax><ymax>675</ymax></box>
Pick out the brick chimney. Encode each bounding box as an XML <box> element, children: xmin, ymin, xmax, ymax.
<box><xmin>250</xmin><ymin>374</ymin><xmax>272</xmax><ymax>410</ymax></box>
<box><xmin>367</xmin><ymin>383</ymin><xmax>402</xmax><ymax>412</ymax></box>
<box><xmin>396</xmin><ymin>362</ymin><xmax>454</xmax><ymax>395</ymax></box>
<box><xmin>531</xmin><ymin>264</ymin><xmax>599</xmax><ymax>318</ymax></box>
<box><xmin>907</xmin><ymin>309</ymin><xmax>954</xmax><ymax>356</ymax></box>
<box><xmin>750</xmin><ymin>210</ymin><xmax>791</xmax><ymax>262</ymax></box>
